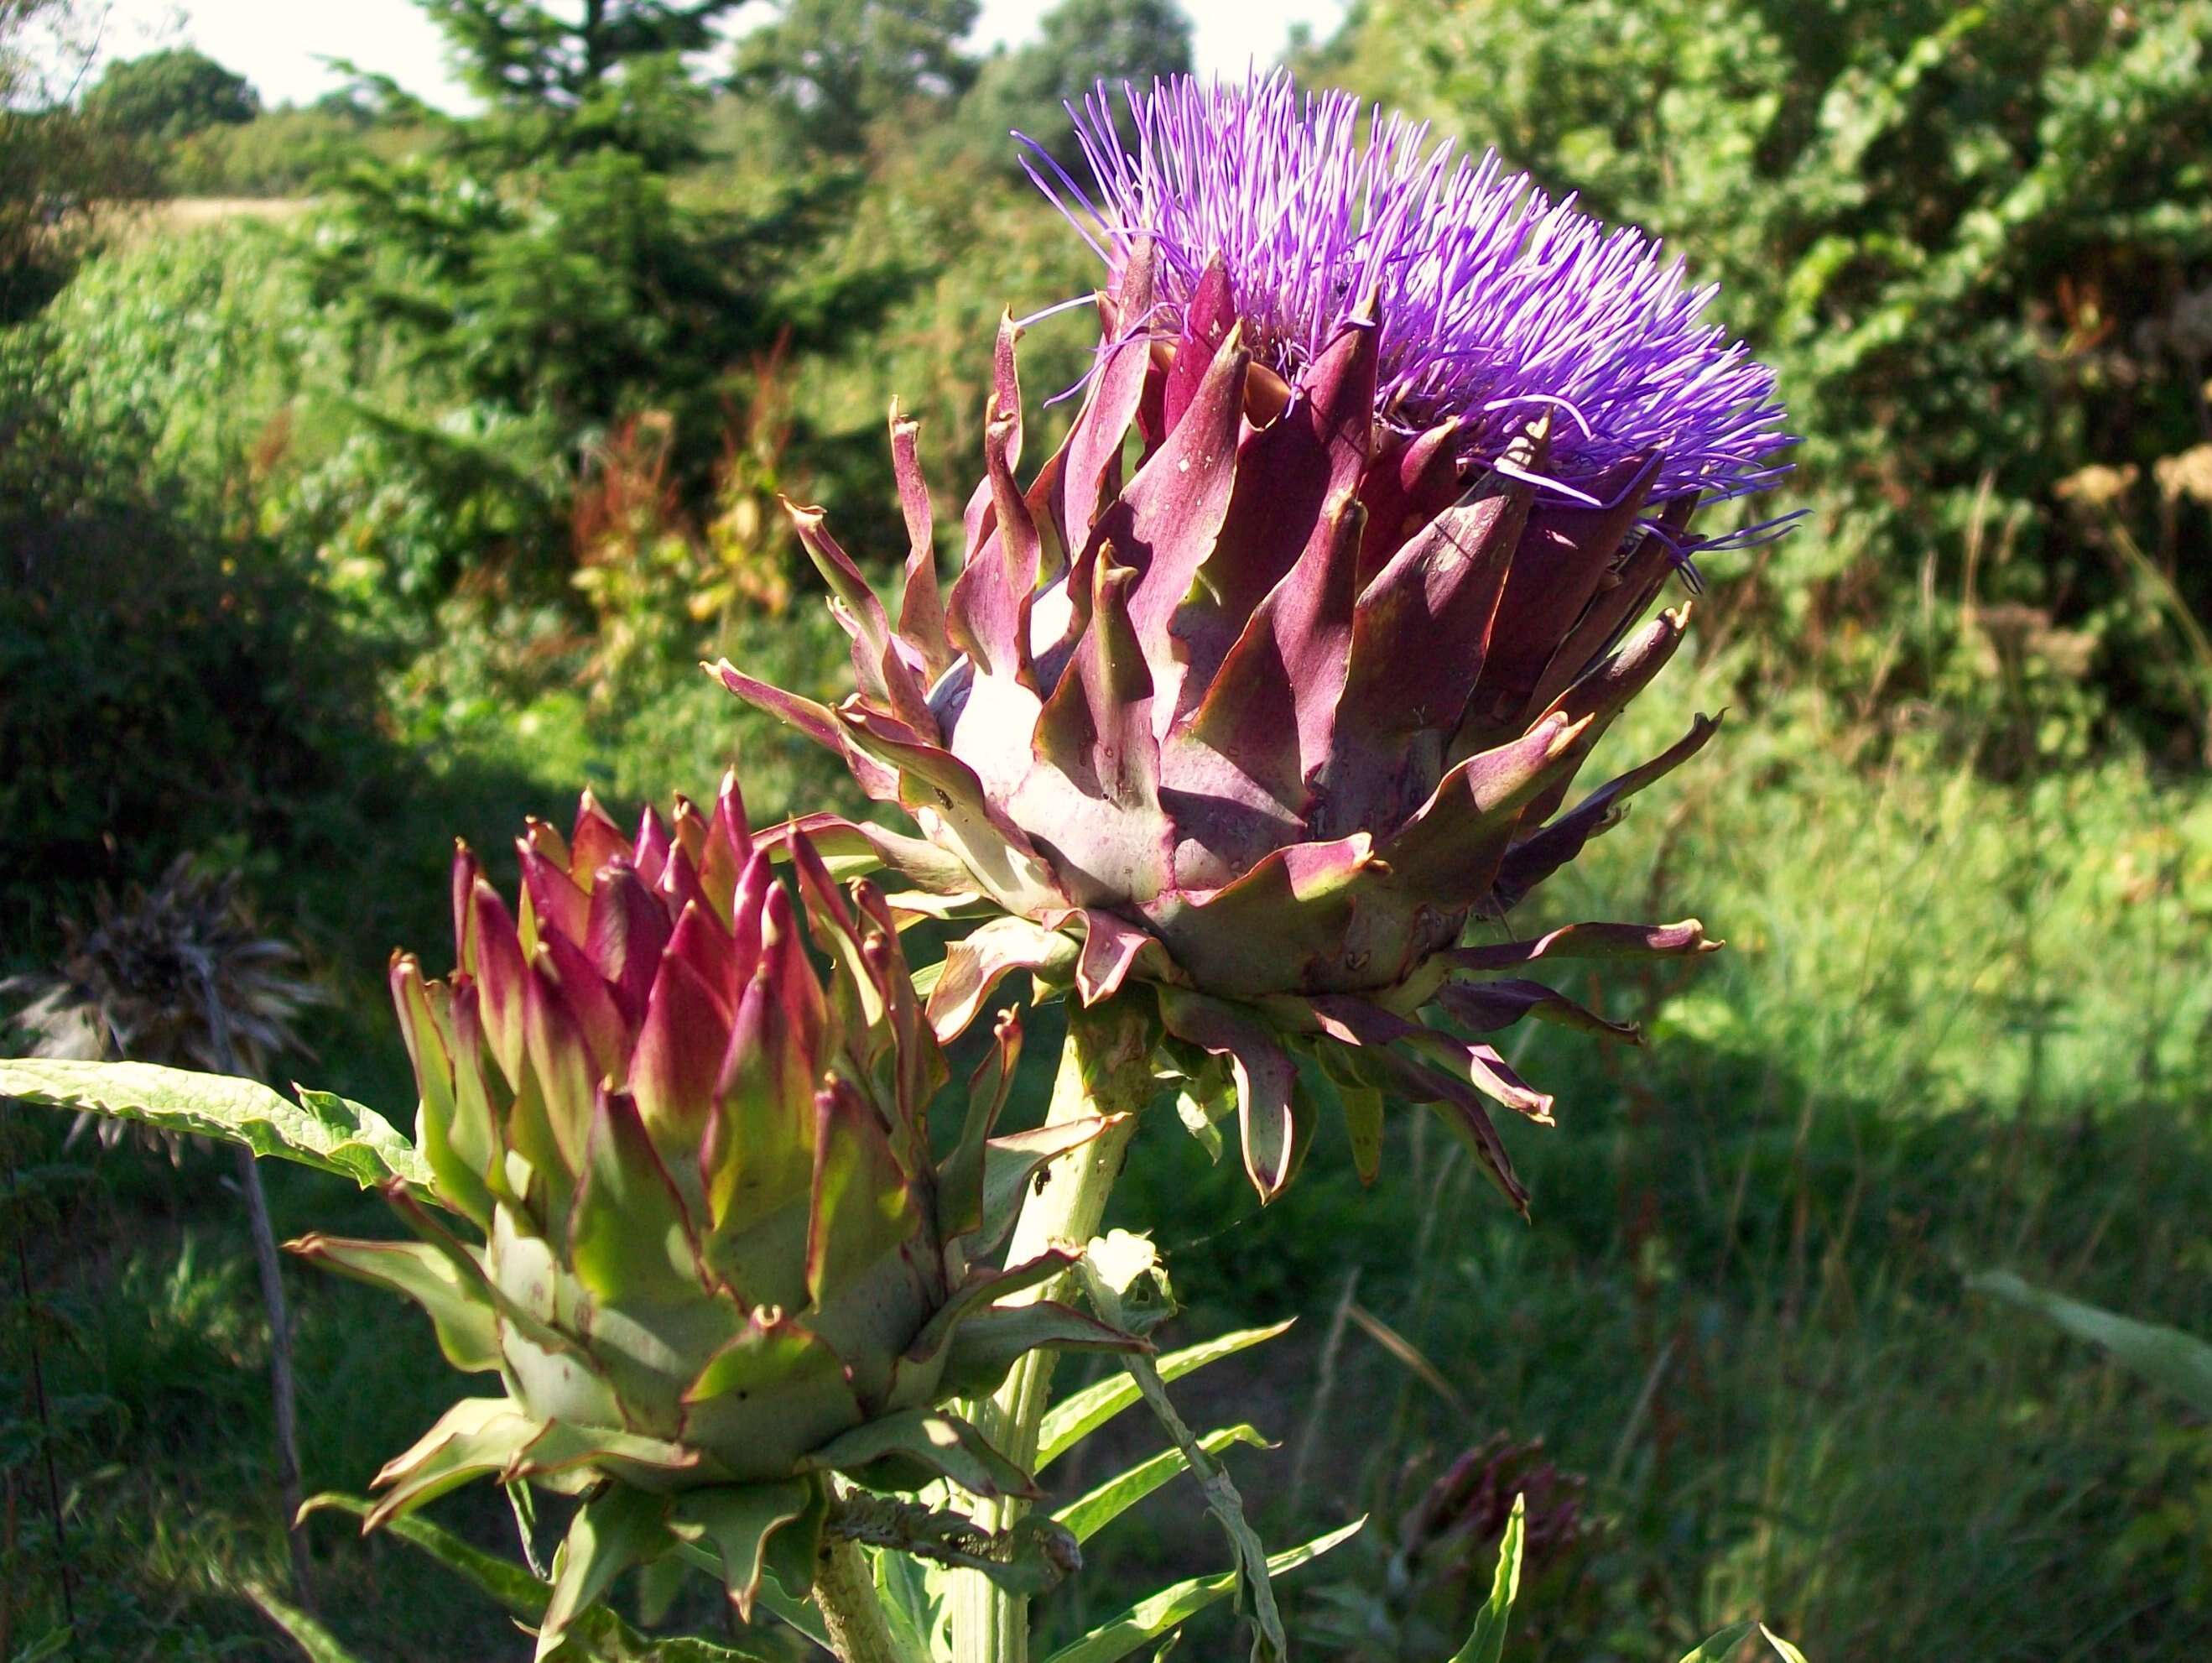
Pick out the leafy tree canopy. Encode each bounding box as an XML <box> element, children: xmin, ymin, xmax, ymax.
<box><xmin>84</xmin><ymin>45</ymin><xmax>260</xmax><ymax>139</ymax></box>
<box><xmin>419</xmin><ymin>0</ymin><xmax>743</xmax><ymax>104</ymax></box>
<box><xmin>731</xmin><ymin>0</ymin><xmax>979</xmax><ymax>156</ymax></box>
<box><xmin>965</xmin><ymin>0</ymin><xmax>1193</xmax><ymax>175</ymax></box>
<box><xmin>1</xmin><ymin>0</ymin><xmax>154</xmax><ymax>318</ymax></box>
<box><xmin>307</xmin><ymin>0</ymin><xmax>911</xmax><ymax>592</ymax></box>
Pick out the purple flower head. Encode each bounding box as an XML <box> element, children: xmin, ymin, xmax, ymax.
<box><xmin>1021</xmin><ymin>70</ymin><xmax>1794</xmax><ymax>534</ymax></box>
<box><xmin>725</xmin><ymin>70</ymin><xmax>1766</xmax><ymax>1211</ymax></box>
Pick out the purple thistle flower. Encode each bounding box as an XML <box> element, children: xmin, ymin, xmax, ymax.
<box><xmin>721</xmin><ymin>70</ymin><xmax>1777</xmax><ymax>1211</ymax></box>
<box><xmin>1022</xmin><ymin>70</ymin><xmax>1794</xmax><ymax>524</ymax></box>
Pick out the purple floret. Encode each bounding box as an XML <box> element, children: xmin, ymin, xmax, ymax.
<box><xmin>1021</xmin><ymin>70</ymin><xmax>1794</xmax><ymax>517</ymax></box>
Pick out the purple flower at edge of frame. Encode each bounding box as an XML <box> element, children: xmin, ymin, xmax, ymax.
<box><xmin>1019</xmin><ymin>69</ymin><xmax>1795</xmax><ymax>538</ymax></box>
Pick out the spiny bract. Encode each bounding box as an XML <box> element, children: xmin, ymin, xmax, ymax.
<box><xmin>720</xmin><ymin>72</ymin><xmax>1784</xmax><ymax>1211</ymax></box>
<box><xmin>293</xmin><ymin>777</ymin><xmax>1139</xmax><ymax>1656</ymax></box>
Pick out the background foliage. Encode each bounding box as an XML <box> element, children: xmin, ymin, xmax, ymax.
<box><xmin>3</xmin><ymin>0</ymin><xmax>2209</xmax><ymax>1657</ymax></box>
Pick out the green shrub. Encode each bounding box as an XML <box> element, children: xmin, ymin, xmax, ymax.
<box><xmin>164</xmin><ymin>105</ymin><xmax>379</xmax><ymax>198</ymax></box>
<box><xmin>0</xmin><ymin>329</ymin><xmax>383</xmax><ymax>952</ymax></box>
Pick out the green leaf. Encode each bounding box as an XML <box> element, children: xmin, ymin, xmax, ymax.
<box><xmin>1054</xmin><ymin>1426</ymin><xmax>1271</xmax><ymax>1545</ymax></box>
<box><xmin>805</xmin><ymin>1407</ymin><xmax>1035</xmax><ymax>1499</ymax></box>
<box><xmin>1171</xmin><ymin>1057</ymin><xmax>1232</xmax><ymax>1165</ymax></box>
<box><xmin>1039</xmin><ymin>1518</ymin><xmax>1365</xmax><ymax>1663</ymax></box>
<box><xmin>870</xmin><ymin>1546</ymin><xmax>942</xmax><ymax>1660</ymax></box>
<box><xmin>1070</xmin><ymin>1258</ymin><xmax>1287</xmax><ymax>1663</ymax></box>
<box><xmin>539</xmin><ymin>1489</ymin><xmax>676</xmax><ymax>1661</ymax></box>
<box><xmin>303</xmin><ymin>1492</ymin><xmax>554</xmax><ymax>1620</ymax></box>
<box><xmin>1970</xmin><ymin>1269</ymin><xmax>2212</xmax><ymax>1416</ymax></box>
<box><xmin>1078</xmin><ymin>1230</ymin><xmax>1178</xmax><ymax>1338</ymax></box>
<box><xmin>0</xmin><ymin>1059</ymin><xmax>433</xmax><ymax>1191</ymax></box>
<box><xmin>1760</xmin><ymin>1624</ymin><xmax>1812</xmax><ymax>1662</ymax></box>
<box><xmin>1039</xmin><ymin>1320</ymin><xmax>1295</xmax><ymax>1469</ymax></box>
<box><xmin>1677</xmin><ymin>1622</ymin><xmax>1758</xmax><ymax>1662</ymax></box>
<box><xmin>1448</xmin><ymin>1494</ymin><xmax>1524</xmax><ymax>1663</ymax></box>
<box><xmin>287</xmin><ymin>1235</ymin><xmax>502</xmax><ymax>1373</ymax></box>
<box><xmin>244</xmin><ymin>1581</ymin><xmax>369</xmax><ymax>1663</ymax></box>
<box><xmin>364</xmin><ymin>1398</ymin><xmax>545</xmax><ymax>1527</ymax></box>
<box><xmin>669</xmin><ymin>1540</ymin><xmax>833</xmax><ymax>1650</ymax></box>
<box><xmin>305</xmin><ymin>1494</ymin><xmax>788</xmax><ymax>1660</ymax></box>
<box><xmin>667</xmin><ymin>1478</ymin><xmax>818</xmax><ymax>1621</ymax></box>
<box><xmin>938</xmin><ymin>1301</ymin><xmax>1147</xmax><ymax>1399</ymax></box>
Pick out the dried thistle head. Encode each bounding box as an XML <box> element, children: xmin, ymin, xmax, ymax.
<box><xmin>1393</xmin><ymin>1433</ymin><xmax>1592</xmax><ymax>1587</ymax></box>
<box><xmin>3</xmin><ymin>856</ymin><xmax>319</xmax><ymax>1152</ymax></box>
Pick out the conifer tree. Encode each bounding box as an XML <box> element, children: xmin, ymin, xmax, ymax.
<box><xmin>310</xmin><ymin>0</ymin><xmax>899</xmax><ymax>568</ymax></box>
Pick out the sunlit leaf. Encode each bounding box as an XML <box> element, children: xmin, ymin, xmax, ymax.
<box><xmin>1054</xmin><ymin>1425</ymin><xmax>1271</xmax><ymax>1545</ymax></box>
<box><xmin>1677</xmin><ymin>1621</ymin><xmax>1758</xmax><ymax>1662</ymax></box>
<box><xmin>1039</xmin><ymin>1320</ymin><xmax>1293</xmax><ymax>1468</ymax></box>
<box><xmin>1761</xmin><ymin>1624</ymin><xmax>1811</xmax><ymax>1662</ymax></box>
<box><xmin>244</xmin><ymin>1582</ymin><xmax>369</xmax><ymax>1663</ymax></box>
<box><xmin>1038</xmin><ymin>1518</ymin><xmax>1363</xmax><ymax>1663</ymax></box>
<box><xmin>304</xmin><ymin>1494</ymin><xmax>785</xmax><ymax>1660</ymax></box>
<box><xmin>1970</xmin><ymin>1269</ymin><xmax>2212</xmax><ymax>1416</ymax></box>
<box><xmin>1448</xmin><ymin>1493</ymin><xmax>1524</xmax><ymax>1663</ymax></box>
<box><xmin>0</xmin><ymin>1059</ymin><xmax>432</xmax><ymax>1191</ymax></box>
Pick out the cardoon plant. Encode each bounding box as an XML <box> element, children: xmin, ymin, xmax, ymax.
<box><xmin>723</xmin><ymin>69</ymin><xmax>1788</xmax><ymax>1210</ymax></box>
<box><xmin>0</xmin><ymin>70</ymin><xmax>1803</xmax><ymax>1663</ymax></box>
<box><xmin>325</xmin><ymin>779</ymin><xmax>1156</xmax><ymax>1657</ymax></box>
<box><xmin>3</xmin><ymin>780</ymin><xmax>1150</xmax><ymax>1660</ymax></box>
<box><xmin>716</xmin><ymin>69</ymin><xmax>1789</xmax><ymax>1655</ymax></box>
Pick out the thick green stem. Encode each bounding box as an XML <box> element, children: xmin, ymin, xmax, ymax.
<box><xmin>813</xmin><ymin>1534</ymin><xmax>906</xmax><ymax>1663</ymax></box>
<box><xmin>950</xmin><ymin>1010</ymin><xmax>1153</xmax><ymax>1663</ymax></box>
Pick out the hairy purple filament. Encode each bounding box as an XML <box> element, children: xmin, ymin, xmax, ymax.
<box><xmin>1019</xmin><ymin>70</ymin><xmax>1795</xmax><ymax>523</ymax></box>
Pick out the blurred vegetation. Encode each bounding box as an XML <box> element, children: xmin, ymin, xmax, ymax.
<box><xmin>82</xmin><ymin>44</ymin><xmax>260</xmax><ymax>140</ymax></box>
<box><xmin>0</xmin><ymin>0</ymin><xmax>156</xmax><ymax>318</ymax></box>
<box><xmin>2</xmin><ymin>0</ymin><xmax>2209</xmax><ymax>1657</ymax></box>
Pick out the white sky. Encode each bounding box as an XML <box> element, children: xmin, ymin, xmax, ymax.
<box><xmin>90</xmin><ymin>1</ymin><xmax>1348</xmax><ymax>112</ymax></box>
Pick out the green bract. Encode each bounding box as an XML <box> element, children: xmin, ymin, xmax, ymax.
<box><xmin>299</xmin><ymin>778</ymin><xmax>1142</xmax><ymax>1655</ymax></box>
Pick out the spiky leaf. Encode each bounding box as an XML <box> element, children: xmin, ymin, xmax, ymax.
<box><xmin>1038</xmin><ymin>1518</ymin><xmax>1364</xmax><ymax>1663</ymax></box>
<box><xmin>1039</xmin><ymin>1320</ymin><xmax>1295</xmax><ymax>1468</ymax></box>
<box><xmin>1447</xmin><ymin>1493</ymin><xmax>1523</xmax><ymax>1663</ymax></box>
<box><xmin>0</xmin><ymin>1060</ymin><xmax>432</xmax><ymax>1191</ymax></box>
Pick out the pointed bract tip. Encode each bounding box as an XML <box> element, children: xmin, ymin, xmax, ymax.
<box><xmin>1547</xmin><ymin>711</ymin><xmax>1598</xmax><ymax>757</ymax></box>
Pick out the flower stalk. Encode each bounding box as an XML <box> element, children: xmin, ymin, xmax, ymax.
<box><xmin>951</xmin><ymin>1006</ymin><xmax>1153</xmax><ymax>1663</ymax></box>
<box><xmin>813</xmin><ymin>1533</ymin><xmax>910</xmax><ymax>1663</ymax></box>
